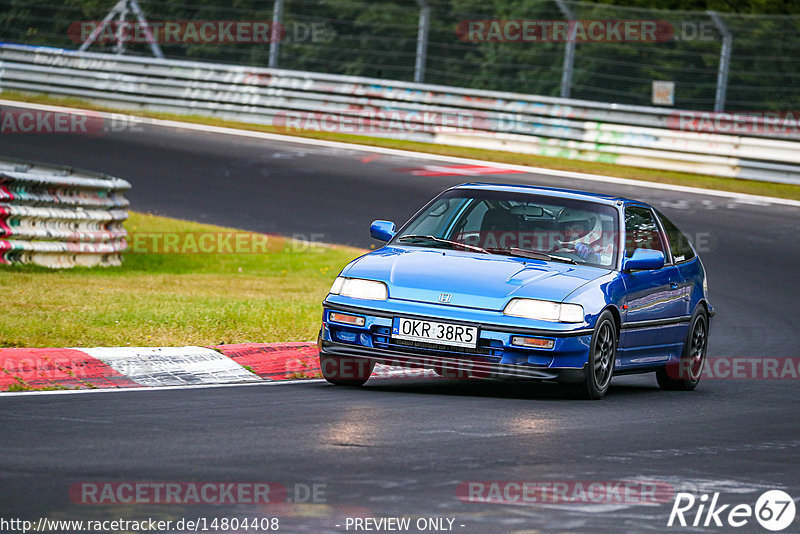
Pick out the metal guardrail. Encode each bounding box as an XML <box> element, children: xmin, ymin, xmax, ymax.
<box><xmin>0</xmin><ymin>157</ymin><xmax>130</xmax><ymax>268</ymax></box>
<box><xmin>2</xmin><ymin>43</ymin><xmax>800</xmax><ymax>184</ymax></box>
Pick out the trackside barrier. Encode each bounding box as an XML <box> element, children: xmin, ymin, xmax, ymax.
<box><xmin>0</xmin><ymin>158</ymin><xmax>130</xmax><ymax>268</ymax></box>
<box><xmin>2</xmin><ymin>43</ymin><xmax>800</xmax><ymax>184</ymax></box>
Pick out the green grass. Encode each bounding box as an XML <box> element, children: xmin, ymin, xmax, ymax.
<box><xmin>3</xmin><ymin>90</ymin><xmax>800</xmax><ymax>201</ymax></box>
<box><xmin>0</xmin><ymin>212</ymin><xmax>365</xmax><ymax>348</ymax></box>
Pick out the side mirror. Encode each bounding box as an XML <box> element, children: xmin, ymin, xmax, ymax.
<box><xmin>623</xmin><ymin>249</ymin><xmax>665</xmax><ymax>272</ymax></box>
<box><xmin>370</xmin><ymin>220</ymin><xmax>396</xmax><ymax>242</ymax></box>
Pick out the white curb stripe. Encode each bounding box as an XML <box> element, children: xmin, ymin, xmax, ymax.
<box><xmin>80</xmin><ymin>346</ymin><xmax>261</xmax><ymax>387</ymax></box>
<box><xmin>2</xmin><ymin>99</ymin><xmax>799</xmax><ymax>208</ymax></box>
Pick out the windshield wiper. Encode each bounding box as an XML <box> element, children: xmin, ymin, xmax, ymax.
<box><xmin>486</xmin><ymin>247</ymin><xmax>577</xmax><ymax>264</ymax></box>
<box><xmin>397</xmin><ymin>234</ymin><xmax>490</xmax><ymax>254</ymax></box>
<box><xmin>397</xmin><ymin>237</ymin><xmax>578</xmax><ymax>264</ymax></box>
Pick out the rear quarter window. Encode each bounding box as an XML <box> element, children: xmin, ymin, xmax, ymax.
<box><xmin>656</xmin><ymin>210</ymin><xmax>696</xmax><ymax>263</ymax></box>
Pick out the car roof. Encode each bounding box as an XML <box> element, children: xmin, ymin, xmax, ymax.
<box><xmin>451</xmin><ymin>182</ymin><xmax>639</xmax><ymax>207</ymax></box>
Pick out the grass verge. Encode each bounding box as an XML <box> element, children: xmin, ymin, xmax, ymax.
<box><xmin>3</xmin><ymin>90</ymin><xmax>800</xmax><ymax>201</ymax></box>
<box><xmin>0</xmin><ymin>212</ymin><xmax>364</xmax><ymax>348</ymax></box>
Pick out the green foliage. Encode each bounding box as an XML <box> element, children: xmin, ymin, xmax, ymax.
<box><xmin>0</xmin><ymin>212</ymin><xmax>364</xmax><ymax>347</ymax></box>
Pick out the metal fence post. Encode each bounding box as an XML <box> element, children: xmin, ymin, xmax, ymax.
<box><xmin>79</xmin><ymin>0</ymin><xmax>163</xmax><ymax>58</ymax></box>
<box><xmin>708</xmin><ymin>11</ymin><xmax>732</xmax><ymax>112</ymax></box>
<box><xmin>414</xmin><ymin>0</ymin><xmax>430</xmax><ymax>83</ymax></box>
<box><xmin>113</xmin><ymin>0</ymin><xmax>129</xmax><ymax>54</ymax></box>
<box><xmin>554</xmin><ymin>0</ymin><xmax>575</xmax><ymax>99</ymax></box>
<box><xmin>130</xmin><ymin>0</ymin><xmax>164</xmax><ymax>58</ymax></box>
<box><xmin>269</xmin><ymin>0</ymin><xmax>285</xmax><ymax>68</ymax></box>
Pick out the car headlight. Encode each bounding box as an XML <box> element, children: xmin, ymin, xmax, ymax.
<box><xmin>330</xmin><ymin>276</ymin><xmax>345</xmax><ymax>295</ymax></box>
<box><xmin>329</xmin><ymin>277</ymin><xmax>388</xmax><ymax>301</ymax></box>
<box><xmin>503</xmin><ymin>298</ymin><xmax>585</xmax><ymax>323</ymax></box>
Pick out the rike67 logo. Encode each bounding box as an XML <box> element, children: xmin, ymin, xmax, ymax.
<box><xmin>668</xmin><ymin>490</ymin><xmax>796</xmax><ymax>531</ymax></box>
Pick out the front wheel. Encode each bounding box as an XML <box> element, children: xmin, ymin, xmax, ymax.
<box><xmin>566</xmin><ymin>311</ymin><xmax>616</xmax><ymax>400</ymax></box>
<box><xmin>320</xmin><ymin>354</ymin><xmax>375</xmax><ymax>386</ymax></box>
<box><xmin>657</xmin><ymin>309</ymin><xmax>708</xmax><ymax>391</ymax></box>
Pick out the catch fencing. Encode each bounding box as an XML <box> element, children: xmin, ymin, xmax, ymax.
<box><xmin>0</xmin><ymin>156</ymin><xmax>130</xmax><ymax>268</ymax></box>
<box><xmin>2</xmin><ymin>43</ymin><xmax>800</xmax><ymax>184</ymax></box>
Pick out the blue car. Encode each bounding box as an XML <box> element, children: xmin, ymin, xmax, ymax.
<box><xmin>318</xmin><ymin>183</ymin><xmax>713</xmax><ymax>399</ymax></box>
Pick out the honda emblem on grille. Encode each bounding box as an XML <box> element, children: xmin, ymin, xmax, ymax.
<box><xmin>439</xmin><ymin>293</ymin><xmax>452</xmax><ymax>303</ymax></box>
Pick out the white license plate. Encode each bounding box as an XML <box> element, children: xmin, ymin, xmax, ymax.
<box><xmin>392</xmin><ymin>317</ymin><xmax>478</xmax><ymax>348</ymax></box>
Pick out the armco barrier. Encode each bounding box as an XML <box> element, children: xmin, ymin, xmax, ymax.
<box><xmin>0</xmin><ymin>158</ymin><xmax>130</xmax><ymax>268</ymax></box>
<box><xmin>2</xmin><ymin>43</ymin><xmax>800</xmax><ymax>184</ymax></box>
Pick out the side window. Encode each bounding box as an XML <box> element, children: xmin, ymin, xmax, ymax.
<box><xmin>656</xmin><ymin>210</ymin><xmax>696</xmax><ymax>263</ymax></box>
<box><xmin>625</xmin><ymin>206</ymin><xmax>664</xmax><ymax>257</ymax></box>
<box><xmin>404</xmin><ymin>198</ymin><xmax>461</xmax><ymax>237</ymax></box>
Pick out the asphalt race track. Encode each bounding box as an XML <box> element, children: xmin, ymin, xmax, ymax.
<box><xmin>1</xmin><ymin>111</ymin><xmax>799</xmax><ymax>533</ymax></box>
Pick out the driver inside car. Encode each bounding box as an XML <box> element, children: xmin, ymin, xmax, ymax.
<box><xmin>552</xmin><ymin>208</ymin><xmax>604</xmax><ymax>263</ymax></box>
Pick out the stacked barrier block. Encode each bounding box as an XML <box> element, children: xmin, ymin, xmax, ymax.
<box><xmin>0</xmin><ymin>159</ymin><xmax>130</xmax><ymax>268</ymax></box>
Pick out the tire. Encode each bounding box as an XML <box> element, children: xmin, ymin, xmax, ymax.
<box><xmin>657</xmin><ymin>309</ymin><xmax>708</xmax><ymax>391</ymax></box>
<box><xmin>319</xmin><ymin>354</ymin><xmax>375</xmax><ymax>386</ymax></box>
<box><xmin>566</xmin><ymin>310</ymin><xmax>617</xmax><ymax>400</ymax></box>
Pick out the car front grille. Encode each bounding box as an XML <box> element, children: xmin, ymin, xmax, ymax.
<box><xmin>371</xmin><ymin>326</ymin><xmax>502</xmax><ymax>360</ymax></box>
<box><xmin>391</xmin><ymin>338</ymin><xmax>494</xmax><ymax>356</ymax></box>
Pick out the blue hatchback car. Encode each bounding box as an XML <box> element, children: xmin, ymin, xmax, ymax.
<box><xmin>318</xmin><ymin>183</ymin><xmax>713</xmax><ymax>399</ymax></box>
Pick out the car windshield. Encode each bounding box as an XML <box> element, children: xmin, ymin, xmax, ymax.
<box><xmin>393</xmin><ymin>188</ymin><xmax>619</xmax><ymax>268</ymax></box>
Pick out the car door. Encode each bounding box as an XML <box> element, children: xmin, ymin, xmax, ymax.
<box><xmin>618</xmin><ymin>205</ymin><xmax>687</xmax><ymax>368</ymax></box>
<box><xmin>655</xmin><ymin>209</ymin><xmax>702</xmax><ymax>327</ymax></box>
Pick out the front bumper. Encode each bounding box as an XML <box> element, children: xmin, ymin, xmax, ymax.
<box><xmin>319</xmin><ymin>299</ymin><xmax>593</xmax><ymax>383</ymax></box>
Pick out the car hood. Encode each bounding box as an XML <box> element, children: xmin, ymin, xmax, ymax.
<box><xmin>341</xmin><ymin>245</ymin><xmax>609</xmax><ymax>310</ymax></box>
